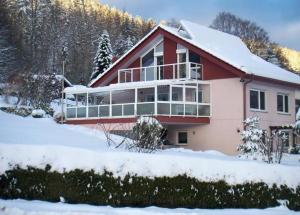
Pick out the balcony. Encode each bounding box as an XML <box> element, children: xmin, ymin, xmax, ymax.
<box><xmin>64</xmin><ymin>80</ymin><xmax>211</xmax><ymax>121</ymax></box>
<box><xmin>118</xmin><ymin>62</ymin><xmax>202</xmax><ymax>83</ymax></box>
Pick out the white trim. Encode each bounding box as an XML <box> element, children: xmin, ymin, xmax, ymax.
<box><xmin>249</xmin><ymin>89</ymin><xmax>266</xmax><ymax>111</ymax></box>
<box><xmin>177</xmin><ymin>131</ymin><xmax>188</xmax><ymax>145</ymax></box>
<box><xmin>277</xmin><ymin>93</ymin><xmax>289</xmax><ymax>114</ymax></box>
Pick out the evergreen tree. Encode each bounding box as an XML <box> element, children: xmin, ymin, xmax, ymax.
<box><xmin>113</xmin><ymin>34</ymin><xmax>134</xmax><ymax>59</ymax></box>
<box><xmin>90</xmin><ymin>30</ymin><xmax>112</xmax><ymax>80</ymax></box>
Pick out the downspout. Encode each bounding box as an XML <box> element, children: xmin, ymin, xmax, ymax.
<box><xmin>242</xmin><ymin>74</ymin><xmax>253</xmax><ymax>120</ymax></box>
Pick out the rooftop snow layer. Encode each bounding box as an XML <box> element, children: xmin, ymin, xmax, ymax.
<box><xmin>161</xmin><ymin>20</ymin><xmax>299</xmax><ymax>85</ymax></box>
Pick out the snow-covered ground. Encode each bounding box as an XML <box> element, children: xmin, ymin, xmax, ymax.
<box><xmin>0</xmin><ymin>110</ymin><xmax>300</xmax><ymax>188</ymax></box>
<box><xmin>0</xmin><ymin>199</ymin><xmax>298</xmax><ymax>215</ymax></box>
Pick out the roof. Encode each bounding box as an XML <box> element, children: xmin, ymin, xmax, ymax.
<box><xmin>89</xmin><ymin>20</ymin><xmax>300</xmax><ymax>87</ymax></box>
<box><xmin>66</xmin><ymin>79</ymin><xmax>210</xmax><ymax>94</ymax></box>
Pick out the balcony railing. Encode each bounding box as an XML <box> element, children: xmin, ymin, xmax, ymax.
<box><xmin>118</xmin><ymin>62</ymin><xmax>202</xmax><ymax>83</ymax></box>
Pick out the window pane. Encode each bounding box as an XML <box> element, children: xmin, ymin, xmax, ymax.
<box><xmin>77</xmin><ymin>94</ymin><xmax>87</xmax><ymax>106</ymax></box>
<box><xmin>89</xmin><ymin>92</ymin><xmax>110</xmax><ymax>105</ymax></box>
<box><xmin>277</xmin><ymin>95</ymin><xmax>283</xmax><ymax>112</ymax></box>
<box><xmin>284</xmin><ymin>95</ymin><xmax>289</xmax><ymax>113</ymax></box>
<box><xmin>198</xmin><ymin>91</ymin><xmax>203</xmax><ymax>103</ymax></box>
<box><xmin>260</xmin><ymin>91</ymin><xmax>265</xmax><ymax>110</ymax></box>
<box><xmin>112</xmin><ymin>89</ymin><xmax>134</xmax><ymax>104</ymax></box>
<box><xmin>66</xmin><ymin>108</ymin><xmax>76</xmax><ymax>118</ymax></box>
<box><xmin>185</xmin><ymin>104</ymin><xmax>197</xmax><ymax>115</ymax></box>
<box><xmin>155</xmin><ymin>41</ymin><xmax>163</xmax><ymax>53</ymax></box>
<box><xmin>99</xmin><ymin>106</ymin><xmax>109</xmax><ymax>117</ymax></box>
<box><xmin>171</xmin><ymin>104</ymin><xmax>184</xmax><ymax>115</ymax></box>
<box><xmin>198</xmin><ymin>104</ymin><xmax>210</xmax><ymax>116</ymax></box>
<box><xmin>88</xmin><ymin>106</ymin><xmax>98</xmax><ymax>117</ymax></box>
<box><xmin>123</xmin><ymin>104</ymin><xmax>134</xmax><ymax>116</ymax></box>
<box><xmin>138</xmin><ymin>88</ymin><xmax>154</xmax><ymax>102</ymax></box>
<box><xmin>142</xmin><ymin>49</ymin><xmax>154</xmax><ymax>67</ymax></box>
<box><xmin>172</xmin><ymin>87</ymin><xmax>183</xmax><ymax>101</ymax></box>
<box><xmin>157</xmin><ymin>103</ymin><xmax>170</xmax><ymax>115</ymax></box>
<box><xmin>137</xmin><ymin>103</ymin><xmax>154</xmax><ymax>115</ymax></box>
<box><xmin>158</xmin><ymin>85</ymin><xmax>169</xmax><ymax>101</ymax></box>
<box><xmin>250</xmin><ymin>90</ymin><xmax>259</xmax><ymax>109</ymax></box>
<box><xmin>112</xmin><ymin>105</ymin><xmax>122</xmax><ymax>116</ymax></box>
<box><xmin>77</xmin><ymin>107</ymin><xmax>86</xmax><ymax>118</ymax></box>
<box><xmin>178</xmin><ymin>132</ymin><xmax>188</xmax><ymax>144</ymax></box>
<box><xmin>185</xmin><ymin>88</ymin><xmax>196</xmax><ymax>102</ymax></box>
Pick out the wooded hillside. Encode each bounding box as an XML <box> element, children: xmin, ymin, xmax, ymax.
<box><xmin>0</xmin><ymin>0</ymin><xmax>155</xmax><ymax>84</ymax></box>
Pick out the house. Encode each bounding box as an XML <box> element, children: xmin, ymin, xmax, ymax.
<box><xmin>64</xmin><ymin>20</ymin><xmax>300</xmax><ymax>155</ymax></box>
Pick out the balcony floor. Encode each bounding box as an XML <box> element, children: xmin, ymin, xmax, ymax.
<box><xmin>65</xmin><ymin>116</ymin><xmax>210</xmax><ymax>125</ymax></box>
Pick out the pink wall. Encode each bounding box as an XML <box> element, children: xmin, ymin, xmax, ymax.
<box><xmin>246</xmin><ymin>80</ymin><xmax>296</xmax><ymax>130</ymax></box>
<box><xmin>167</xmin><ymin>78</ymin><xmax>244</xmax><ymax>155</ymax></box>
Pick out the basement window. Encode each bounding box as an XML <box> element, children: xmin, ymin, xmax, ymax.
<box><xmin>178</xmin><ymin>132</ymin><xmax>188</xmax><ymax>144</ymax></box>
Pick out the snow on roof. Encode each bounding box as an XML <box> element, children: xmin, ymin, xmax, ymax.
<box><xmin>162</xmin><ymin>20</ymin><xmax>300</xmax><ymax>85</ymax></box>
<box><xmin>65</xmin><ymin>79</ymin><xmax>210</xmax><ymax>94</ymax></box>
<box><xmin>89</xmin><ymin>20</ymin><xmax>299</xmax><ymax>87</ymax></box>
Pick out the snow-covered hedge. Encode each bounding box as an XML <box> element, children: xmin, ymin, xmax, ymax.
<box><xmin>1</xmin><ymin>167</ymin><xmax>299</xmax><ymax>210</ymax></box>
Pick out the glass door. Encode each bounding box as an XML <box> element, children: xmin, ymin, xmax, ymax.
<box><xmin>177</xmin><ymin>52</ymin><xmax>187</xmax><ymax>79</ymax></box>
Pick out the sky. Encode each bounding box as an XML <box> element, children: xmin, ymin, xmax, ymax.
<box><xmin>100</xmin><ymin>0</ymin><xmax>300</xmax><ymax>51</ymax></box>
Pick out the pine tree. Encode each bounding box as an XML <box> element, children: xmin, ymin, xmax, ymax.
<box><xmin>90</xmin><ymin>30</ymin><xmax>112</xmax><ymax>80</ymax></box>
<box><xmin>113</xmin><ymin>34</ymin><xmax>134</xmax><ymax>59</ymax></box>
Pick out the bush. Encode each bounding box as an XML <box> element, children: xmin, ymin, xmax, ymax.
<box><xmin>0</xmin><ymin>107</ymin><xmax>32</xmax><ymax>117</ymax></box>
<box><xmin>0</xmin><ymin>166</ymin><xmax>299</xmax><ymax>210</ymax></box>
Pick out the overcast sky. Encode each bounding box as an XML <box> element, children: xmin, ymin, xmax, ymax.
<box><xmin>100</xmin><ymin>0</ymin><xmax>300</xmax><ymax>51</ymax></box>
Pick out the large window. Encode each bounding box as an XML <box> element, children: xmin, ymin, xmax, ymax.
<box><xmin>250</xmin><ymin>89</ymin><xmax>265</xmax><ymax>111</ymax></box>
<box><xmin>178</xmin><ymin>132</ymin><xmax>188</xmax><ymax>144</ymax></box>
<box><xmin>277</xmin><ymin>93</ymin><xmax>289</xmax><ymax>113</ymax></box>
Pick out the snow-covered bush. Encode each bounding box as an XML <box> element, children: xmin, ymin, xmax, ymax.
<box><xmin>31</xmin><ymin>109</ymin><xmax>46</xmax><ymax>118</ymax></box>
<box><xmin>237</xmin><ymin>117</ymin><xmax>265</xmax><ymax>160</ymax></box>
<box><xmin>127</xmin><ymin>116</ymin><xmax>166</xmax><ymax>153</ymax></box>
<box><xmin>0</xmin><ymin>106</ymin><xmax>32</xmax><ymax>117</ymax></box>
<box><xmin>238</xmin><ymin>117</ymin><xmax>288</xmax><ymax>163</ymax></box>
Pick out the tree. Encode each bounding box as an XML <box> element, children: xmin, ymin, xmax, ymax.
<box><xmin>294</xmin><ymin>108</ymin><xmax>300</xmax><ymax>137</ymax></box>
<box><xmin>90</xmin><ymin>30</ymin><xmax>113</xmax><ymax>81</ymax></box>
<box><xmin>113</xmin><ymin>34</ymin><xmax>134</xmax><ymax>59</ymax></box>
<box><xmin>238</xmin><ymin>117</ymin><xmax>288</xmax><ymax>163</ymax></box>
<box><xmin>210</xmin><ymin>12</ymin><xmax>270</xmax><ymax>59</ymax></box>
<box><xmin>238</xmin><ymin>117</ymin><xmax>265</xmax><ymax>159</ymax></box>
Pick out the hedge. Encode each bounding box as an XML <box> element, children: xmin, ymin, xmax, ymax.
<box><xmin>0</xmin><ymin>165</ymin><xmax>299</xmax><ymax>210</ymax></box>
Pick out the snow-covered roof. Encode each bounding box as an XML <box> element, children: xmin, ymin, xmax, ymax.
<box><xmin>162</xmin><ymin>20</ymin><xmax>300</xmax><ymax>85</ymax></box>
<box><xmin>66</xmin><ymin>79</ymin><xmax>210</xmax><ymax>94</ymax></box>
<box><xmin>89</xmin><ymin>20</ymin><xmax>300</xmax><ymax>87</ymax></box>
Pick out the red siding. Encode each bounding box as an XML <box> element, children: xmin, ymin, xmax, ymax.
<box><xmin>202</xmin><ymin>58</ymin><xmax>237</xmax><ymax>80</ymax></box>
<box><xmin>65</xmin><ymin>116</ymin><xmax>210</xmax><ymax>125</ymax></box>
<box><xmin>163</xmin><ymin>37</ymin><xmax>177</xmax><ymax>79</ymax></box>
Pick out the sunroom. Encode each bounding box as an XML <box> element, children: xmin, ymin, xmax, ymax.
<box><xmin>64</xmin><ymin>80</ymin><xmax>211</xmax><ymax>121</ymax></box>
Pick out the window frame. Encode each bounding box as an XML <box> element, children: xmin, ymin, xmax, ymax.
<box><xmin>277</xmin><ymin>93</ymin><xmax>289</xmax><ymax>114</ymax></box>
<box><xmin>250</xmin><ymin>89</ymin><xmax>266</xmax><ymax>111</ymax></box>
<box><xmin>177</xmin><ymin>131</ymin><xmax>188</xmax><ymax>145</ymax></box>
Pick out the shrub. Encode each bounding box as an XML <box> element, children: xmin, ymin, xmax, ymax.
<box><xmin>0</xmin><ymin>107</ymin><xmax>32</xmax><ymax>117</ymax></box>
<box><xmin>0</xmin><ymin>167</ymin><xmax>299</xmax><ymax>210</ymax></box>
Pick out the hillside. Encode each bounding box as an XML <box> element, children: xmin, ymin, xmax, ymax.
<box><xmin>277</xmin><ymin>46</ymin><xmax>300</xmax><ymax>73</ymax></box>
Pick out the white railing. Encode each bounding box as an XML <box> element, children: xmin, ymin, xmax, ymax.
<box><xmin>118</xmin><ymin>62</ymin><xmax>202</xmax><ymax>83</ymax></box>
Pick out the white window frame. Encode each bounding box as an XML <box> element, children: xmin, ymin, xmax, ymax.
<box><xmin>250</xmin><ymin>89</ymin><xmax>266</xmax><ymax>111</ymax></box>
<box><xmin>177</xmin><ymin>131</ymin><xmax>188</xmax><ymax>145</ymax></box>
<box><xmin>277</xmin><ymin>93</ymin><xmax>289</xmax><ymax>114</ymax></box>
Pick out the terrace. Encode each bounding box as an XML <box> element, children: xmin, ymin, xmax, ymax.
<box><xmin>64</xmin><ymin>79</ymin><xmax>211</xmax><ymax>121</ymax></box>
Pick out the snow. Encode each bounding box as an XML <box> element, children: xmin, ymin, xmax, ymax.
<box><xmin>31</xmin><ymin>109</ymin><xmax>46</xmax><ymax>117</ymax></box>
<box><xmin>1</xmin><ymin>110</ymin><xmax>300</xmax><ymax>188</ymax></box>
<box><xmin>162</xmin><ymin>20</ymin><xmax>300</xmax><ymax>85</ymax></box>
<box><xmin>0</xmin><ymin>199</ymin><xmax>298</xmax><ymax>215</ymax></box>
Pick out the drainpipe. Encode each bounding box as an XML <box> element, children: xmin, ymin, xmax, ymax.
<box><xmin>242</xmin><ymin>74</ymin><xmax>253</xmax><ymax>120</ymax></box>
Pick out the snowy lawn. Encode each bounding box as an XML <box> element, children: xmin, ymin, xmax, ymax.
<box><xmin>0</xmin><ymin>110</ymin><xmax>300</xmax><ymax>188</ymax></box>
<box><xmin>0</xmin><ymin>199</ymin><xmax>298</xmax><ymax>215</ymax></box>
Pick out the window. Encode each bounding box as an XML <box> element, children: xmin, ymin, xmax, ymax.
<box><xmin>178</xmin><ymin>132</ymin><xmax>188</xmax><ymax>144</ymax></box>
<box><xmin>277</xmin><ymin>94</ymin><xmax>289</xmax><ymax>113</ymax></box>
<box><xmin>250</xmin><ymin>90</ymin><xmax>265</xmax><ymax>111</ymax></box>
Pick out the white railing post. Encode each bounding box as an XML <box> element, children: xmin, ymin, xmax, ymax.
<box><xmin>109</xmin><ymin>90</ymin><xmax>112</xmax><ymax>117</ymax></box>
<box><xmin>183</xmin><ymin>87</ymin><xmax>185</xmax><ymax>117</ymax></box>
<box><xmin>154</xmin><ymin>85</ymin><xmax>157</xmax><ymax>115</ymax></box>
<box><xmin>86</xmin><ymin>92</ymin><xmax>89</xmax><ymax>118</ymax></box>
<box><xmin>173</xmin><ymin>64</ymin><xmax>175</xmax><ymax>79</ymax></box>
<box><xmin>134</xmin><ymin>88</ymin><xmax>137</xmax><ymax>116</ymax></box>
